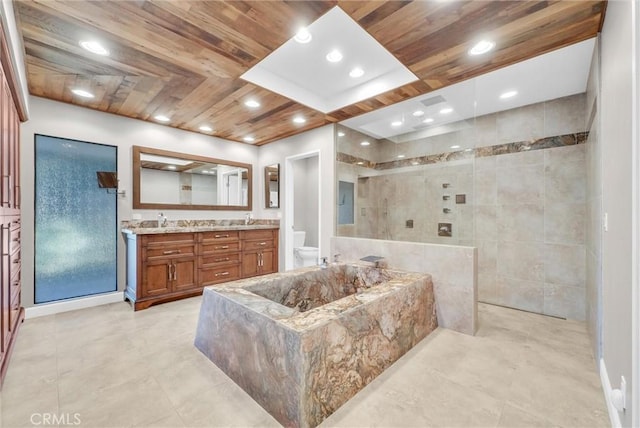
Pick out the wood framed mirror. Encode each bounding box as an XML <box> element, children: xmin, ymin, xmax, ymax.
<box><xmin>133</xmin><ymin>146</ymin><xmax>252</xmax><ymax>210</ymax></box>
<box><xmin>264</xmin><ymin>164</ymin><xmax>279</xmax><ymax>208</ymax></box>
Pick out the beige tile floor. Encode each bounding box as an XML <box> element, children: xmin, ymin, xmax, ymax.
<box><xmin>0</xmin><ymin>298</ymin><xmax>609</xmax><ymax>428</ymax></box>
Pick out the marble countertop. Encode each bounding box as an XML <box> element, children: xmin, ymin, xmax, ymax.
<box><xmin>122</xmin><ymin>224</ymin><xmax>279</xmax><ymax>235</ymax></box>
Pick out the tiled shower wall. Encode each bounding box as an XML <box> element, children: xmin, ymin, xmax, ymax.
<box><xmin>337</xmin><ymin>94</ymin><xmax>588</xmax><ymax>320</ymax></box>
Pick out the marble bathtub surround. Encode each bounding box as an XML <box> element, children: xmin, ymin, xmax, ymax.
<box><xmin>331</xmin><ymin>237</ymin><xmax>477</xmax><ymax>335</ymax></box>
<box><xmin>121</xmin><ymin>218</ymin><xmax>279</xmax><ymax>234</ymax></box>
<box><xmin>195</xmin><ymin>263</ymin><xmax>437</xmax><ymax>428</ymax></box>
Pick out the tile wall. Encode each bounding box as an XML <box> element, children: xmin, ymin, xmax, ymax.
<box><xmin>337</xmin><ymin>94</ymin><xmax>588</xmax><ymax>320</ymax></box>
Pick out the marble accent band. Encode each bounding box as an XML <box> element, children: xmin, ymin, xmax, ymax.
<box><xmin>121</xmin><ymin>218</ymin><xmax>280</xmax><ymax>234</ymax></box>
<box><xmin>337</xmin><ymin>132</ymin><xmax>589</xmax><ymax>170</ymax></box>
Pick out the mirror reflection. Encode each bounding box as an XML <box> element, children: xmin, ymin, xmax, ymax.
<box><xmin>265</xmin><ymin>164</ymin><xmax>279</xmax><ymax>208</ymax></box>
<box><xmin>133</xmin><ymin>146</ymin><xmax>251</xmax><ymax>210</ymax></box>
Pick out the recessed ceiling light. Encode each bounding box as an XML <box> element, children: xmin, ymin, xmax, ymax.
<box><xmin>450</xmin><ymin>145</ymin><xmax>461</xmax><ymax>149</ymax></box>
<box><xmin>360</xmin><ymin>141</ymin><xmax>370</xmax><ymax>146</ymax></box>
<box><xmin>199</xmin><ymin>125</ymin><xmax>213</xmax><ymax>132</ymax></box>
<box><xmin>326</xmin><ymin>49</ymin><xmax>343</xmax><ymax>63</ymax></box>
<box><xmin>154</xmin><ymin>115</ymin><xmax>170</xmax><ymax>122</ymax></box>
<box><xmin>413</xmin><ymin>110</ymin><xmax>425</xmax><ymax>117</ymax></box>
<box><xmin>397</xmin><ymin>154</ymin><xmax>405</xmax><ymax>159</ymax></box>
<box><xmin>439</xmin><ymin>107</ymin><xmax>454</xmax><ymax>114</ymax></box>
<box><xmin>167</xmin><ymin>165</ymin><xmax>176</xmax><ymax>170</ymax></box>
<box><xmin>244</xmin><ymin>99</ymin><xmax>260</xmax><ymax>108</ymax></box>
<box><xmin>465</xmin><ymin>148</ymin><xmax>473</xmax><ymax>152</ymax></box>
<box><xmin>294</xmin><ymin>27</ymin><xmax>312</xmax><ymax>44</ymax></box>
<box><xmin>357</xmin><ymin>161</ymin><xmax>364</xmax><ymax>165</ymax></box>
<box><xmin>202</xmin><ymin>170</ymin><xmax>209</xmax><ymax>174</ymax></box>
<box><xmin>244</xmin><ymin>136</ymin><xmax>255</xmax><ymax>143</ymax></box>
<box><xmin>71</xmin><ymin>89</ymin><xmax>94</xmax><ymax>99</ymax></box>
<box><xmin>391</xmin><ymin>121</ymin><xmax>403</xmax><ymax>127</ymax></box>
<box><xmin>411</xmin><ymin>161</ymin><xmax>419</xmax><ymax>165</ymax></box>
<box><xmin>293</xmin><ymin>116</ymin><xmax>306</xmax><ymax>124</ymax></box>
<box><xmin>500</xmin><ymin>90</ymin><xmax>518</xmax><ymax>99</ymax></box>
<box><xmin>338</xmin><ymin>131</ymin><xmax>345</xmax><ymax>137</ymax></box>
<box><xmin>79</xmin><ymin>40</ymin><xmax>109</xmax><ymax>56</ymax></box>
<box><xmin>468</xmin><ymin>39</ymin><xmax>495</xmax><ymax>56</ymax></box>
<box><xmin>349</xmin><ymin>67</ymin><xmax>364</xmax><ymax>78</ymax></box>
<box><xmin>423</xmin><ymin>118</ymin><xmax>434</xmax><ymax>124</ymax></box>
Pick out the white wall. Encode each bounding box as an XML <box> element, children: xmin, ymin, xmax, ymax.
<box><xmin>600</xmin><ymin>1</ymin><xmax>636</xmax><ymax>425</ymax></box>
<box><xmin>21</xmin><ymin>96</ymin><xmax>259</xmax><ymax>308</ymax></box>
<box><xmin>257</xmin><ymin>124</ymin><xmax>335</xmax><ymax>270</ymax></box>
<box><xmin>292</xmin><ymin>156</ymin><xmax>319</xmax><ymax>248</ymax></box>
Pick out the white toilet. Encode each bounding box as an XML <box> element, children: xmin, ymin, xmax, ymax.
<box><xmin>293</xmin><ymin>231</ymin><xmax>319</xmax><ymax>268</ymax></box>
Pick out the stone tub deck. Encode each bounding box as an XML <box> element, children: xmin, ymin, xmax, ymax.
<box><xmin>194</xmin><ymin>263</ymin><xmax>437</xmax><ymax>428</ymax></box>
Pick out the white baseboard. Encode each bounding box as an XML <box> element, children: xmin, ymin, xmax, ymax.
<box><xmin>600</xmin><ymin>358</ymin><xmax>622</xmax><ymax>427</ymax></box>
<box><xmin>24</xmin><ymin>292</ymin><xmax>125</xmax><ymax>319</ymax></box>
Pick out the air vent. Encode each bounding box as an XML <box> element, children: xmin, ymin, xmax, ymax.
<box><xmin>420</xmin><ymin>95</ymin><xmax>446</xmax><ymax>107</ymax></box>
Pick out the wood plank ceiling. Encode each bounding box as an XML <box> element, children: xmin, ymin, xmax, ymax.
<box><xmin>15</xmin><ymin>0</ymin><xmax>606</xmax><ymax>145</ymax></box>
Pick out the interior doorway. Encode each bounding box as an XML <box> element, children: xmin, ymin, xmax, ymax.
<box><xmin>284</xmin><ymin>151</ymin><xmax>321</xmax><ymax>270</ymax></box>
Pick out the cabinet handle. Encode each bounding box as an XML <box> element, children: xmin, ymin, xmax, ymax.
<box><xmin>214</xmin><ymin>271</ymin><xmax>230</xmax><ymax>277</ymax></box>
<box><xmin>12</xmin><ymin>237</ymin><xmax>19</xmax><ymax>242</ymax></box>
<box><xmin>12</xmin><ymin>258</ymin><xmax>19</xmax><ymax>264</ymax></box>
<box><xmin>163</xmin><ymin>250</ymin><xmax>180</xmax><ymax>255</ymax></box>
<box><xmin>215</xmin><ymin>257</ymin><xmax>230</xmax><ymax>262</ymax></box>
<box><xmin>217</xmin><ymin>245</ymin><xmax>229</xmax><ymax>250</ymax></box>
<box><xmin>167</xmin><ymin>264</ymin><xmax>172</xmax><ymax>280</ymax></box>
<box><xmin>258</xmin><ymin>253</ymin><xmax>263</xmax><ymax>267</ymax></box>
<box><xmin>172</xmin><ymin>264</ymin><xmax>177</xmax><ymax>281</ymax></box>
<box><xmin>258</xmin><ymin>242</ymin><xmax>267</xmax><ymax>246</ymax></box>
<box><xmin>12</xmin><ymin>281</ymin><xmax>18</xmax><ymax>287</ymax></box>
<box><xmin>214</xmin><ymin>234</ymin><xmax>230</xmax><ymax>238</ymax></box>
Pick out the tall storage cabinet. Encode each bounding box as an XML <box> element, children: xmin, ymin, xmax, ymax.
<box><xmin>0</xmin><ymin>22</ymin><xmax>25</xmax><ymax>388</ymax></box>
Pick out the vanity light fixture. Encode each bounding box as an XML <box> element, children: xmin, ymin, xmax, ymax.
<box><xmin>450</xmin><ymin>145</ymin><xmax>461</xmax><ymax>149</ymax></box>
<box><xmin>79</xmin><ymin>40</ymin><xmax>109</xmax><ymax>56</ymax></box>
<box><xmin>326</xmin><ymin>49</ymin><xmax>343</xmax><ymax>63</ymax></box>
<box><xmin>154</xmin><ymin>115</ymin><xmax>171</xmax><ymax>122</ymax></box>
<box><xmin>293</xmin><ymin>116</ymin><xmax>306</xmax><ymax>124</ymax></box>
<box><xmin>294</xmin><ymin>27</ymin><xmax>312</xmax><ymax>44</ymax></box>
<box><xmin>338</xmin><ymin>131</ymin><xmax>345</xmax><ymax>137</ymax></box>
<box><xmin>360</xmin><ymin>141</ymin><xmax>370</xmax><ymax>146</ymax></box>
<box><xmin>439</xmin><ymin>107</ymin><xmax>454</xmax><ymax>114</ymax></box>
<box><xmin>468</xmin><ymin>39</ymin><xmax>495</xmax><ymax>56</ymax></box>
<box><xmin>71</xmin><ymin>89</ymin><xmax>95</xmax><ymax>99</ymax></box>
<box><xmin>349</xmin><ymin>67</ymin><xmax>364</xmax><ymax>78</ymax></box>
<box><xmin>500</xmin><ymin>90</ymin><xmax>518</xmax><ymax>99</ymax></box>
<box><xmin>199</xmin><ymin>125</ymin><xmax>213</xmax><ymax>132</ymax></box>
<box><xmin>244</xmin><ymin>99</ymin><xmax>260</xmax><ymax>108</ymax></box>
<box><xmin>243</xmin><ymin>136</ymin><xmax>255</xmax><ymax>143</ymax></box>
<box><xmin>413</xmin><ymin>110</ymin><xmax>425</xmax><ymax>117</ymax></box>
<box><xmin>423</xmin><ymin>117</ymin><xmax>434</xmax><ymax>124</ymax></box>
<box><xmin>391</xmin><ymin>121</ymin><xmax>403</xmax><ymax>127</ymax></box>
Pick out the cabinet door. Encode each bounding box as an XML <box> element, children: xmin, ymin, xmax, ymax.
<box><xmin>242</xmin><ymin>252</ymin><xmax>259</xmax><ymax>278</ymax></box>
<box><xmin>142</xmin><ymin>261</ymin><xmax>172</xmax><ymax>297</ymax></box>
<box><xmin>0</xmin><ymin>222</ymin><xmax>9</xmax><ymax>353</ymax></box>
<box><xmin>260</xmin><ymin>249</ymin><xmax>276</xmax><ymax>274</ymax></box>
<box><xmin>172</xmin><ymin>258</ymin><xmax>198</xmax><ymax>292</ymax></box>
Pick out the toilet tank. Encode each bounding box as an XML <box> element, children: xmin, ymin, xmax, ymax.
<box><xmin>294</xmin><ymin>231</ymin><xmax>306</xmax><ymax>247</ymax></box>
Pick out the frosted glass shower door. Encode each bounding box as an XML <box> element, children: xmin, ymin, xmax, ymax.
<box><xmin>35</xmin><ymin>135</ymin><xmax>117</xmax><ymax>303</ymax></box>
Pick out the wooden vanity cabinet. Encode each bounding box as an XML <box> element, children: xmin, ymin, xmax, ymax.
<box><xmin>125</xmin><ymin>227</ymin><xmax>278</xmax><ymax>310</ymax></box>
<box><xmin>241</xmin><ymin>229</ymin><xmax>278</xmax><ymax>278</ymax></box>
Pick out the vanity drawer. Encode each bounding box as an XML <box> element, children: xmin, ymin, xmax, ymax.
<box><xmin>200</xmin><ymin>265</ymin><xmax>241</xmax><ymax>285</ymax></box>
<box><xmin>201</xmin><ymin>241</ymin><xmax>241</xmax><ymax>254</ymax></box>
<box><xmin>144</xmin><ymin>233</ymin><xmax>196</xmax><ymax>245</ymax></box>
<box><xmin>242</xmin><ymin>229</ymin><xmax>276</xmax><ymax>241</ymax></box>
<box><xmin>244</xmin><ymin>239</ymin><xmax>274</xmax><ymax>251</ymax></box>
<box><xmin>200</xmin><ymin>252</ymin><xmax>241</xmax><ymax>267</ymax></box>
<box><xmin>201</xmin><ymin>231</ymin><xmax>240</xmax><ymax>242</ymax></box>
<box><xmin>145</xmin><ymin>244</ymin><xmax>196</xmax><ymax>260</ymax></box>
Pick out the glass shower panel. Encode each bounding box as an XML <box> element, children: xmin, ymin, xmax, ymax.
<box><xmin>35</xmin><ymin>135</ymin><xmax>117</xmax><ymax>303</ymax></box>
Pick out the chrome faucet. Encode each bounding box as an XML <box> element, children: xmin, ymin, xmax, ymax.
<box><xmin>360</xmin><ymin>255</ymin><xmax>386</xmax><ymax>268</ymax></box>
<box><xmin>333</xmin><ymin>253</ymin><xmax>341</xmax><ymax>263</ymax></box>
<box><xmin>319</xmin><ymin>257</ymin><xmax>329</xmax><ymax>268</ymax></box>
<box><xmin>245</xmin><ymin>212</ymin><xmax>252</xmax><ymax>225</ymax></box>
<box><xmin>158</xmin><ymin>212</ymin><xmax>167</xmax><ymax>227</ymax></box>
